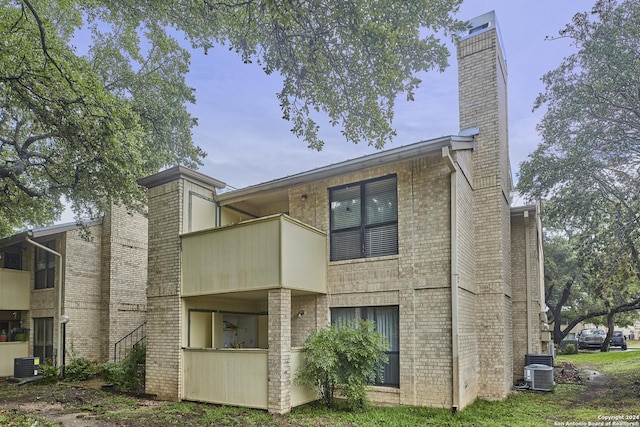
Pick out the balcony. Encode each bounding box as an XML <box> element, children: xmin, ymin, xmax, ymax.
<box><xmin>182</xmin><ymin>347</ymin><xmax>316</xmax><ymax>409</ymax></box>
<box><xmin>0</xmin><ymin>269</ymin><xmax>30</xmax><ymax>310</ymax></box>
<box><xmin>181</xmin><ymin>214</ymin><xmax>327</xmax><ymax>297</ymax></box>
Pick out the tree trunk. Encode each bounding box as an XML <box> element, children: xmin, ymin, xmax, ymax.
<box><xmin>601</xmin><ymin>311</ymin><xmax>616</xmax><ymax>352</ymax></box>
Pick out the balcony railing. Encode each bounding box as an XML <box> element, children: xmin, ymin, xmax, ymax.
<box><xmin>181</xmin><ymin>214</ymin><xmax>326</xmax><ymax>296</ymax></box>
<box><xmin>0</xmin><ymin>269</ymin><xmax>30</xmax><ymax>310</ymax></box>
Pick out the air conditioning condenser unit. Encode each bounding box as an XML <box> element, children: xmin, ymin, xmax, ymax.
<box><xmin>524</xmin><ymin>363</ymin><xmax>554</xmax><ymax>392</ymax></box>
<box><xmin>14</xmin><ymin>357</ymin><xmax>40</xmax><ymax>378</ymax></box>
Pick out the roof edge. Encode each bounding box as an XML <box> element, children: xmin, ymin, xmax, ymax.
<box><xmin>138</xmin><ymin>165</ymin><xmax>226</xmax><ymax>191</ymax></box>
<box><xmin>218</xmin><ymin>135</ymin><xmax>473</xmax><ymax>205</ymax></box>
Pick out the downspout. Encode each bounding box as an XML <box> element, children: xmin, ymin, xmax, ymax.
<box><xmin>442</xmin><ymin>147</ymin><xmax>459</xmax><ymax>412</ymax></box>
<box><xmin>524</xmin><ymin>211</ymin><xmax>533</xmax><ymax>354</ymax></box>
<box><xmin>25</xmin><ymin>235</ymin><xmax>64</xmax><ymax>371</ymax></box>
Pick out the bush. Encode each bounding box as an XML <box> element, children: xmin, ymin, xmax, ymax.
<box><xmin>561</xmin><ymin>343</ymin><xmax>577</xmax><ymax>355</ymax></box>
<box><xmin>99</xmin><ymin>344</ymin><xmax>145</xmax><ymax>393</ymax></box>
<box><xmin>295</xmin><ymin>321</ymin><xmax>389</xmax><ymax>411</ymax></box>
<box><xmin>38</xmin><ymin>361</ymin><xmax>60</xmax><ymax>383</ymax></box>
<box><xmin>64</xmin><ymin>357</ymin><xmax>97</xmax><ymax>382</ymax></box>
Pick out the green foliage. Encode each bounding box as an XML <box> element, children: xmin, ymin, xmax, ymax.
<box><xmin>38</xmin><ymin>361</ymin><xmax>60</xmax><ymax>383</ymax></box>
<box><xmin>295</xmin><ymin>321</ymin><xmax>389</xmax><ymax>411</ymax></box>
<box><xmin>99</xmin><ymin>344</ymin><xmax>145</xmax><ymax>392</ymax></box>
<box><xmin>560</xmin><ymin>343</ymin><xmax>577</xmax><ymax>355</ymax></box>
<box><xmin>64</xmin><ymin>357</ymin><xmax>97</xmax><ymax>382</ymax></box>
<box><xmin>518</xmin><ymin>0</ymin><xmax>640</xmax><ymax>332</ymax></box>
<box><xmin>1</xmin><ymin>0</ymin><xmax>465</xmax><ymax>234</ymax></box>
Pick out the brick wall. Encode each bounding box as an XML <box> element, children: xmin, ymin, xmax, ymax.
<box><xmin>268</xmin><ymin>288</ymin><xmax>291</xmax><ymax>414</ymax></box>
<box><xmin>145</xmin><ymin>180</ymin><xmax>183</xmax><ymax>400</ymax></box>
<box><xmin>64</xmin><ymin>224</ymin><xmax>104</xmax><ymax>360</ymax></box>
<box><xmin>101</xmin><ymin>204</ymin><xmax>148</xmax><ymax>362</ymax></box>
<box><xmin>458</xmin><ymin>27</ymin><xmax>513</xmax><ymax>400</ymax></box>
<box><xmin>288</xmin><ymin>156</ymin><xmax>458</xmax><ymax>407</ymax></box>
<box><xmin>291</xmin><ymin>295</ymin><xmax>319</xmax><ymax>348</ymax></box>
<box><xmin>511</xmin><ymin>211</ymin><xmax>545</xmax><ymax>379</ymax></box>
<box><xmin>23</xmin><ymin>209</ymin><xmax>148</xmax><ymax>364</ymax></box>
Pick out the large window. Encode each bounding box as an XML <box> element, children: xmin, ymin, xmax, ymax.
<box><xmin>33</xmin><ymin>317</ymin><xmax>53</xmax><ymax>362</ymax></box>
<box><xmin>330</xmin><ymin>175</ymin><xmax>398</xmax><ymax>261</ymax></box>
<box><xmin>34</xmin><ymin>240</ymin><xmax>56</xmax><ymax>289</ymax></box>
<box><xmin>331</xmin><ymin>306</ymin><xmax>399</xmax><ymax>387</ymax></box>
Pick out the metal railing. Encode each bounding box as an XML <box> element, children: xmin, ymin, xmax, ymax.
<box><xmin>113</xmin><ymin>322</ymin><xmax>146</xmax><ymax>363</ymax></box>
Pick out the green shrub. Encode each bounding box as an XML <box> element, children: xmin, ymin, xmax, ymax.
<box><xmin>64</xmin><ymin>357</ymin><xmax>97</xmax><ymax>382</ymax></box>
<box><xmin>295</xmin><ymin>321</ymin><xmax>389</xmax><ymax>411</ymax></box>
<box><xmin>38</xmin><ymin>361</ymin><xmax>60</xmax><ymax>383</ymax></box>
<box><xmin>99</xmin><ymin>344</ymin><xmax>145</xmax><ymax>393</ymax></box>
<box><xmin>561</xmin><ymin>343</ymin><xmax>577</xmax><ymax>355</ymax></box>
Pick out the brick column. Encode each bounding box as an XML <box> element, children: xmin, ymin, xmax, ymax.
<box><xmin>458</xmin><ymin>13</ymin><xmax>513</xmax><ymax>400</ymax></box>
<box><xmin>268</xmin><ymin>288</ymin><xmax>291</xmax><ymax>414</ymax></box>
<box><xmin>144</xmin><ymin>180</ymin><xmax>183</xmax><ymax>401</ymax></box>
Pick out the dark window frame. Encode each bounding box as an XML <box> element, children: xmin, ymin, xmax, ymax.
<box><xmin>34</xmin><ymin>240</ymin><xmax>56</xmax><ymax>290</ymax></box>
<box><xmin>329</xmin><ymin>175</ymin><xmax>398</xmax><ymax>261</ymax></box>
<box><xmin>33</xmin><ymin>317</ymin><xmax>54</xmax><ymax>362</ymax></box>
<box><xmin>331</xmin><ymin>305</ymin><xmax>400</xmax><ymax>388</ymax></box>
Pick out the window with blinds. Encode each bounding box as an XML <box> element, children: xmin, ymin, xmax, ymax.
<box><xmin>331</xmin><ymin>306</ymin><xmax>400</xmax><ymax>387</ymax></box>
<box><xmin>330</xmin><ymin>175</ymin><xmax>398</xmax><ymax>261</ymax></box>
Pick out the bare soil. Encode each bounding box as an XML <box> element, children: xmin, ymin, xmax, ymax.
<box><xmin>0</xmin><ymin>379</ymin><xmax>166</xmax><ymax>427</ymax></box>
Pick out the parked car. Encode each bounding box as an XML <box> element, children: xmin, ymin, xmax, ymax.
<box><xmin>578</xmin><ymin>329</ymin><xmax>606</xmax><ymax>350</ymax></box>
<box><xmin>610</xmin><ymin>330</ymin><xmax>628</xmax><ymax>350</ymax></box>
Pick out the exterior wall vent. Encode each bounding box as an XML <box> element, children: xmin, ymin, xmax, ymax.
<box><xmin>460</xmin><ymin>11</ymin><xmax>496</xmax><ymax>40</ymax></box>
<box><xmin>458</xmin><ymin>11</ymin><xmax>507</xmax><ymax>67</ymax></box>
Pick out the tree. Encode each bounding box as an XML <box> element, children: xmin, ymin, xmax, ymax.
<box><xmin>544</xmin><ymin>233</ymin><xmax>640</xmax><ymax>348</ymax></box>
<box><xmin>517</xmin><ymin>0</ymin><xmax>640</xmax><ymax>349</ymax></box>
<box><xmin>295</xmin><ymin>321</ymin><xmax>389</xmax><ymax>410</ymax></box>
<box><xmin>1</xmin><ymin>0</ymin><xmax>466</xmax><ymax>235</ymax></box>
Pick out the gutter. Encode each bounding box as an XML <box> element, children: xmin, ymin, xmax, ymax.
<box><xmin>24</xmin><ymin>234</ymin><xmax>65</xmax><ymax>373</ymax></box>
<box><xmin>442</xmin><ymin>146</ymin><xmax>460</xmax><ymax>412</ymax></box>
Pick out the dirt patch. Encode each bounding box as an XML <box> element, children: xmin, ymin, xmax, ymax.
<box><xmin>554</xmin><ymin>361</ymin><xmax>615</xmax><ymax>403</ymax></box>
<box><xmin>0</xmin><ymin>379</ymin><xmax>164</xmax><ymax>427</ymax></box>
<box><xmin>580</xmin><ymin>369</ymin><xmax>610</xmax><ymax>402</ymax></box>
<box><xmin>555</xmin><ymin>362</ymin><xmax>583</xmax><ymax>384</ymax></box>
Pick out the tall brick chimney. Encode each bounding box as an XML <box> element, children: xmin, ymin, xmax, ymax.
<box><xmin>457</xmin><ymin>11</ymin><xmax>513</xmax><ymax>400</ymax></box>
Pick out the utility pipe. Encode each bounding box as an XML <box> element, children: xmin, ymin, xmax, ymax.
<box><xmin>442</xmin><ymin>147</ymin><xmax>460</xmax><ymax>412</ymax></box>
<box><xmin>25</xmin><ymin>235</ymin><xmax>64</xmax><ymax>372</ymax></box>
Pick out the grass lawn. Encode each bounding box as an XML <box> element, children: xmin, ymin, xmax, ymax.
<box><xmin>2</xmin><ymin>350</ymin><xmax>640</xmax><ymax>426</ymax></box>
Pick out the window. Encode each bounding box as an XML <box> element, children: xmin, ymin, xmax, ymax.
<box><xmin>331</xmin><ymin>306</ymin><xmax>399</xmax><ymax>387</ymax></box>
<box><xmin>33</xmin><ymin>317</ymin><xmax>53</xmax><ymax>362</ymax></box>
<box><xmin>35</xmin><ymin>240</ymin><xmax>56</xmax><ymax>289</ymax></box>
<box><xmin>330</xmin><ymin>175</ymin><xmax>398</xmax><ymax>261</ymax></box>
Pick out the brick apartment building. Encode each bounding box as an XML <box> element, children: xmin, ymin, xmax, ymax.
<box><xmin>0</xmin><ymin>205</ymin><xmax>147</xmax><ymax>376</ymax></box>
<box><xmin>138</xmin><ymin>11</ymin><xmax>549</xmax><ymax>414</ymax></box>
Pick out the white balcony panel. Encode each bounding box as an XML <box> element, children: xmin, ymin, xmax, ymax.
<box><xmin>183</xmin><ymin>348</ymin><xmax>268</xmax><ymax>409</ymax></box>
<box><xmin>290</xmin><ymin>347</ymin><xmax>318</xmax><ymax>407</ymax></box>
<box><xmin>182</xmin><ymin>214</ymin><xmax>326</xmax><ymax>296</ymax></box>
<box><xmin>0</xmin><ymin>269</ymin><xmax>30</xmax><ymax>310</ymax></box>
<box><xmin>0</xmin><ymin>342</ymin><xmax>29</xmax><ymax>376</ymax></box>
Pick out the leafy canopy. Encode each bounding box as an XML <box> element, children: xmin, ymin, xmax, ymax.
<box><xmin>518</xmin><ymin>0</ymin><xmax>640</xmax><ymax>331</ymax></box>
<box><xmin>1</xmin><ymin>0</ymin><xmax>465</xmax><ymax>235</ymax></box>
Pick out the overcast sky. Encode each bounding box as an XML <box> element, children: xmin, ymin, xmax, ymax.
<box><xmin>186</xmin><ymin>0</ymin><xmax>597</xmax><ymax>193</ymax></box>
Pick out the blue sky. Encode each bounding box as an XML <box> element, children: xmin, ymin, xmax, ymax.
<box><xmin>185</xmin><ymin>0</ymin><xmax>596</xmax><ymax>192</ymax></box>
